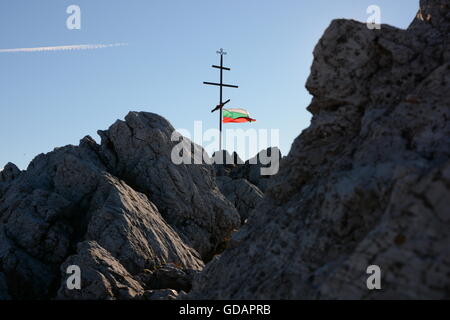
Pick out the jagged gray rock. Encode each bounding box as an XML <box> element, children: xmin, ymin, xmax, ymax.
<box><xmin>0</xmin><ymin>162</ymin><xmax>21</xmax><ymax>198</ymax></box>
<box><xmin>0</xmin><ymin>163</ymin><xmax>21</xmax><ymax>183</ymax></box>
<box><xmin>212</xmin><ymin>148</ymin><xmax>281</xmax><ymax>192</ymax></box>
<box><xmin>409</xmin><ymin>0</ymin><xmax>450</xmax><ymax>35</ymax></box>
<box><xmin>216</xmin><ymin>177</ymin><xmax>264</xmax><ymax>223</ymax></box>
<box><xmin>0</xmin><ymin>112</ymin><xmax>234</xmax><ymax>300</ymax></box>
<box><xmin>137</xmin><ymin>263</ymin><xmax>198</xmax><ymax>292</ymax></box>
<box><xmin>211</xmin><ymin>149</ymin><xmax>268</xmax><ymax>223</ymax></box>
<box><xmin>83</xmin><ymin>174</ymin><xmax>203</xmax><ymax>274</ymax></box>
<box><xmin>97</xmin><ymin>112</ymin><xmax>240</xmax><ymax>259</ymax></box>
<box><xmin>57</xmin><ymin>241</ymin><xmax>144</xmax><ymax>300</ymax></box>
<box><xmin>229</xmin><ymin>147</ymin><xmax>282</xmax><ymax>192</ymax></box>
<box><xmin>189</xmin><ymin>0</ymin><xmax>450</xmax><ymax>299</ymax></box>
<box><xmin>0</xmin><ymin>142</ymin><xmax>106</xmax><ymax>299</ymax></box>
<box><xmin>57</xmin><ymin>174</ymin><xmax>204</xmax><ymax>299</ymax></box>
<box><xmin>212</xmin><ymin>150</ymin><xmax>244</xmax><ymax>177</ymax></box>
<box><xmin>142</xmin><ymin>289</ymin><xmax>179</xmax><ymax>300</ymax></box>
<box><xmin>316</xmin><ymin>160</ymin><xmax>450</xmax><ymax>299</ymax></box>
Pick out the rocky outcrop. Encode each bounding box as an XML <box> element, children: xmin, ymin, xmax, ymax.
<box><xmin>82</xmin><ymin>174</ymin><xmax>204</xmax><ymax>274</ymax></box>
<box><xmin>97</xmin><ymin>112</ymin><xmax>240</xmax><ymax>258</ymax></box>
<box><xmin>211</xmin><ymin>149</ymin><xmax>273</xmax><ymax>224</ymax></box>
<box><xmin>57</xmin><ymin>174</ymin><xmax>205</xmax><ymax>300</ymax></box>
<box><xmin>0</xmin><ymin>112</ymin><xmax>238</xmax><ymax>300</ymax></box>
<box><xmin>0</xmin><ymin>273</ymin><xmax>10</xmax><ymax>300</ymax></box>
<box><xmin>57</xmin><ymin>241</ymin><xmax>144</xmax><ymax>300</ymax></box>
<box><xmin>216</xmin><ymin>177</ymin><xmax>264</xmax><ymax>224</ymax></box>
<box><xmin>137</xmin><ymin>263</ymin><xmax>199</xmax><ymax>293</ymax></box>
<box><xmin>0</xmin><ymin>163</ymin><xmax>21</xmax><ymax>183</ymax></box>
<box><xmin>142</xmin><ymin>289</ymin><xmax>180</xmax><ymax>300</ymax></box>
<box><xmin>212</xmin><ymin>150</ymin><xmax>244</xmax><ymax>177</ymax></box>
<box><xmin>213</xmin><ymin>148</ymin><xmax>281</xmax><ymax>193</ymax></box>
<box><xmin>316</xmin><ymin>160</ymin><xmax>450</xmax><ymax>299</ymax></box>
<box><xmin>0</xmin><ymin>163</ymin><xmax>21</xmax><ymax>198</ymax></box>
<box><xmin>230</xmin><ymin>147</ymin><xmax>282</xmax><ymax>192</ymax></box>
<box><xmin>189</xmin><ymin>0</ymin><xmax>450</xmax><ymax>299</ymax></box>
<box><xmin>0</xmin><ymin>142</ymin><xmax>106</xmax><ymax>299</ymax></box>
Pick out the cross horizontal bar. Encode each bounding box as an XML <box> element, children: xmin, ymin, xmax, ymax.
<box><xmin>212</xmin><ymin>65</ymin><xmax>231</xmax><ymax>71</ymax></box>
<box><xmin>203</xmin><ymin>82</ymin><xmax>239</xmax><ymax>88</ymax></box>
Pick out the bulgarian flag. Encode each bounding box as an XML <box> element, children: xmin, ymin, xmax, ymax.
<box><xmin>222</xmin><ymin>108</ymin><xmax>256</xmax><ymax>123</ymax></box>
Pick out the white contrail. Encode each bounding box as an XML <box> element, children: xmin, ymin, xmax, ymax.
<box><xmin>0</xmin><ymin>43</ymin><xmax>127</xmax><ymax>53</ymax></box>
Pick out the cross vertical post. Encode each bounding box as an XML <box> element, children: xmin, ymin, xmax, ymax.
<box><xmin>203</xmin><ymin>48</ymin><xmax>238</xmax><ymax>151</ymax></box>
<box><xmin>219</xmin><ymin>53</ymin><xmax>223</xmax><ymax>151</ymax></box>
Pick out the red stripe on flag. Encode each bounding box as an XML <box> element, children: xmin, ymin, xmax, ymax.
<box><xmin>223</xmin><ymin>117</ymin><xmax>256</xmax><ymax>123</ymax></box>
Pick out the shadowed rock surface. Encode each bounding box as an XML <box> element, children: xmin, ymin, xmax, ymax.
<box><xmin>211</xmin><ymin>148</ymin><xmax>279</xmax><ymax>224</ymax></box>
<box><xmin>212</xmin><ymin>150</ymin><xmax>244</xmax><ymax>177</ymax></box>
<box><xmin>57</xmin><ymin>174</ymin><xmax>205</xmax><ymax>300</ymax></box>
<box><xmin>0</xmin><ymin>112</ymin><xmax>238</xmax><ymax>300</ymax></box>
<box><xmin>230</xmin><ymin>147</ymin><xmax>282</xmax><ymax>192</ymax></box>
<box><xmin>0</xmin><ymin>163</ymin><xmax>21</xmax><ymax>198</ymax></box>
<box><xmin>57</xmin><ymin>241</ymin><xmax>144</xmax><ymax>300</ymax></box>
<box><xmin>0</xmin><ymin>273</ymin><xmax>9</xmax><ymax>300</ymax></box>
<box><xmin>137</xmin><ymin>263</ymin><xmax>199</xmax><ymax>293</ymax></box>
<box><xmin>189</xmin><ymin>0</ymin><xmax>450</xmax><ymax>299</ymax></box>
<box><xmin>97</xmin><ymin>112</ymin><xmax>240</xmax><ymax>258</ymax></box>
<box><xmin>82</xmin><ymin>174</ymin><xmax>204</xmax><ymax>274</ymax></box>
<box><xmin>142</xmin><ymin>289</ymin><xmax>180</xmax><ymax>300</ymax></box>
<box><xmin>213</xmin><ymin>148</ymin><xmax>282</xmax><ymax>193</ymax></box>
<box><xmin>0</xmin><ymin>163</ymin><xmax>21</xmax><ymax>184</ymax></box>
<box><xmin>216</xmin><ymin>177</ymin><xmax>264</xmax><ymax>224</ymax></box>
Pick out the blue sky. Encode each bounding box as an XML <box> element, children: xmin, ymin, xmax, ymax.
<box><xmin>0</xmin><ymin>0</ymin><xmax>419</xmax><ymax>169</ymax></box>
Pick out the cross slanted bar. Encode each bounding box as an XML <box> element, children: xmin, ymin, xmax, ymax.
<box><xmin>203</xmin><ymin>48</ymin><xmax>238</xmax><ymax>151</ymax></box>
<box><xmin>212</xmin><ymin>65</ymin><xmax>230</xmax><ymax>71</ymax></box>
<box><xmin>203</xmin><ymin>82</ymin><xmax>238</xmax><ymax>88</ymax></box>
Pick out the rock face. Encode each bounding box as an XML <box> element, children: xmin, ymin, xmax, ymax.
<box><xmin>0</xmin><ymin>112</ymin><xmax>239</xmax><ymax>300</ymax></box>
<box><xmin>97</xmin><ymin>113</ymin><xmax>240</xmax><ymax>258</ymax></box>
<box><xmin>211</xmin><ymin>149</ymin><xmax>278</xmax><ymax>224</ymax></box>
<box><xmin>216</xmin><ymin>177</ymin><xmax>264</xmax><ymax>224</ymax></box>
<box><xmin>137</xmin><ymin>263</ymin><xmax>199</xmax><ymax>293</ymax></box>
<box><xmin>0</xmin><ymin>163</ymin><xmax>21</xmax><ymax>183</ymax></box>
<box><xmin>0</xmin><ymin>163</ymin><xmax>21</xmax><ymax>198</ymax></box>
<box><xmin>0</xmin><ymin>273</ymin><xmax>10</xmax><ymax>300</ymax></box>
<box><xmin>212</xmin><ymin>151</ymin><xmax>244</xmax><ymax>178</ymax></box>
<box><xmin>189</xmin><ymin>0</ymin><xmax>450</xmax><ymax>299</ymax></box>
<box><xmin>213</xmin><ymin>148</ymin><xmax>282</xmax><ymax>193</ymax></box>
<box><xmin>142</xmin><ymin>289</ymin><xmax>180</xmax><ymax>300</ymax></box>
<box><xmin>230</xmin><ymin>148</ymin><xmax>282</xmax><ymax>192</ymax></box>
<box><xmin>57</xmin><ymin>241</ymin><xmax>144</xmax><ymax>300</ymax></box>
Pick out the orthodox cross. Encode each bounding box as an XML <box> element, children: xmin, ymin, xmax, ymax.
<box><xmin>203</xmin><ymin>48</ymin><xmax>238</xmax><ymax>151</ymax></box>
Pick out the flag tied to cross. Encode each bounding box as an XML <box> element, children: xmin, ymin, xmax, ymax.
<box><xmin>222</xmin><ymin>108</ymin><xmax>256</xmax><ymax>123</ymax></box>
<box><xmin>211</xmin><ymin>100</ymin><xmax>256</xmax><ymax>123</ymax></box>
<box><xmin>204</xmin><ymin>49</ymin><xmax>256</xmax><ymax>149</ymax></box>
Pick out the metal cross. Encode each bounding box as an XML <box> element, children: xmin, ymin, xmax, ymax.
<box><xmin>216</xmin><ymin>48</ymin><xmax>227</xmax><ymax>56</ymax></box>
<box><xmin>204</xmin><ymin>48</ymin><xmax>238</xmax><ymax>151</ymax></box>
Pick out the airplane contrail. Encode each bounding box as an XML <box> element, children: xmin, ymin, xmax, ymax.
<box><xmin>0</xmin><ymin>43</ymin><xmax>127</xmax><ymax>53</ymax></box>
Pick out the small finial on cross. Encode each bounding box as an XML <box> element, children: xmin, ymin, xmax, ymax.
<box><xmin>216</xmin><ymin>48</ymin><xmax>227</xmax><ymax>56</ymax></box>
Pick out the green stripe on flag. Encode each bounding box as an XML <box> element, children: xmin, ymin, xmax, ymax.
<box><xmin>223</xmin><ymin>109</ymin><xmax>249</xmax><ymax>119</ymax></box>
